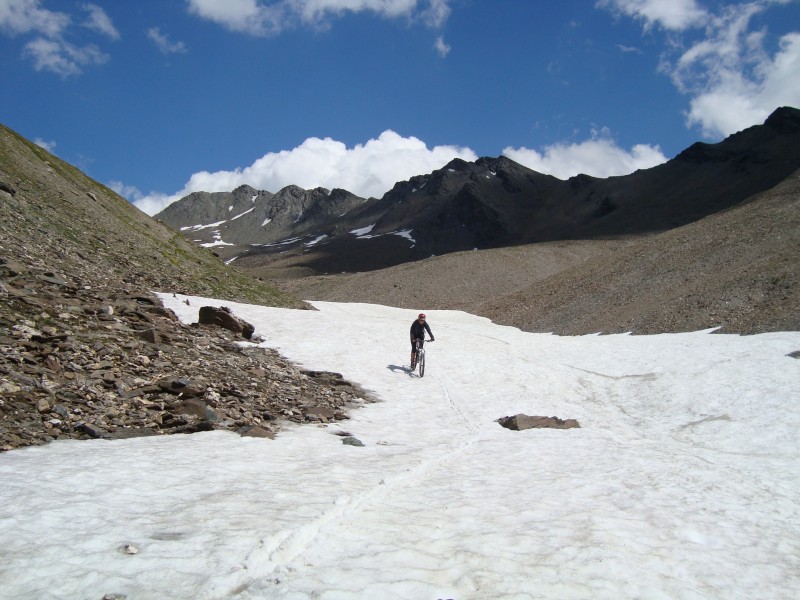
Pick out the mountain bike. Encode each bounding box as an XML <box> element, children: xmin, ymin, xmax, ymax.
<box><xmin>410</xmin><ymin>338</ymin><xmax>433</xmax><ymax>377</ymax></box>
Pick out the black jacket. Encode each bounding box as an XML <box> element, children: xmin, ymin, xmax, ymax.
<box><xmin>410</xmin><ymin>320</ymin><xmax>433</xmax><ymax>340</ymax></box>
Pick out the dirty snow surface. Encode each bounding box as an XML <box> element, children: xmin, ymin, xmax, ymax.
<box><xmin>1</xmin><ymin>298</ymin><xmax>799</xmax><ymax>599</ymax></box>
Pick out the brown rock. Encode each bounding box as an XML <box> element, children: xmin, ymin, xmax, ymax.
<box><xmin>174</xmin><ymin>398</ymin><xmax>217</xmax><ymax>421</ymax></box>
<box><xmin>136</xmin><ymin>328</ymin><xmax>160</xmax><ymax>344</ymax></box>
<box><xmin>303</xmin><ymin>406</ymin><xmax>336</xmax><ymax>421</ymax></box>
<box><xmin>497</xmin><ymin>414</ymin><xmax>581</xmax><ymax>430</ymax></box>
<box><xmin>198</xmin><ymin>306</ymin><xmax>255</xmax><ymax>339</ymax></box>
<box><xmin>239</xmin><ymin>425</ymin><xmax>275</xmax><ymax>439</ymax></box>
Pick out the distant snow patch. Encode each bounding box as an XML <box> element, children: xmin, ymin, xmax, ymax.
<box><xmin>262</xmin><ymin>218</ymin><xmax>272</xmax><ymax>227</ymax></box>
<box><xmin>350</xmin><ymin>224</ymin><xmax>376</xmax><ymax>237</ymax></box>
<box><xmin>261</xmin><ymin>237</ymin><xmax>303</xmax><ymax>247</ymax></box>
<box><xmin>231</xmin><ymin>207</ymin><xmax>254</xmax><ymax>221</ymax></box>
<box><xmin>305</xmin><ymin>235</ymin><xmax>328</xmax><ymax>247</ymax></box>
<box><xmin>201</xmin><ymin>230</ymin><xmax>233</xmax><ymax>248</ymax></box>
<box><xmin>181</xmin><ymin>220</ymin><xmax>227</xmax><ymax>232</ymax></box>
<box><xmin>392</xmin><ymin>229</ymin><xmax>415</xmax><ymax>244</ymax></box>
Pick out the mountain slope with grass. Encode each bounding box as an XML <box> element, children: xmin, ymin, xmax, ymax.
<box><xmin>0</xmin><ymin>124</ymin><xmax>373</xmax><ymax>452</ymax></box>
<box><xmin>0</xmin><ymin>124</ymin><xmax>303</xmax><ymax>308</ymax></box>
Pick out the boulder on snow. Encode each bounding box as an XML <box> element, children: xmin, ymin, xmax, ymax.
<box><xmin>497</xmin><ymin>414</ymin><xmax>580</xmax><ymax>431</ymax></box>
<box><xmin>198</xmin><ymin>305</ymin><xmax>255</xmax><ymax>339</ymax></box>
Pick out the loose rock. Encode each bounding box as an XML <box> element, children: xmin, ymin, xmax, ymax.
<box><xmin>497</xmin><ymin>414</ymin><xmax>581</xmax><ymax>430</ymax></box>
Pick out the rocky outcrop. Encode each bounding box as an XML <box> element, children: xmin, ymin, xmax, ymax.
<box><xmin>497</xmin><ymin>414</ymin><xmax>580</xmax><ymax>430</ymax></box>
<box><xmin>198</xmin><ymin>305</ymin><xmax>255</xmax><ymax>339</ymax></box>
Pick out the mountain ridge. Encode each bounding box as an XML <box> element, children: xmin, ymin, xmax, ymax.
<box><xmin>157</xmin><ymin>106</ymin><xmax>800</xmax><ymax>276</ymax></box>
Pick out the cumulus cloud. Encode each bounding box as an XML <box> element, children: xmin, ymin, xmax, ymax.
<box><xmin>666</xmin><ymin>2</ymin><xmax>800</xmax><ymax>137</ymax></box>
<box><xmin>0</xmin><ymin>0</ymin><xmax>70</xmax><ymax>37</ymax></box>
<box><xmin>596</xmin><ymin>0</ymin><xmax>708</xmax><ymax>31</ymax></box>
<box><xmin>132</xmin><ymin>130</ymin><xmax>477</xmax><ymax>216</ymax></box>
<box><xmin>0</xmin><ymin>0</ymin><xmax>117</xmax><ymax>76</ymax></box>
<box><xmin>147</xmin><ymin>27</ymin><xmax>188</xmax><ymax>54</ymax></box>
<box><xmin>599</xmin><ymin>0</ymin><xmax>800</xmax><ymax>139</ymax></box>
<box><xmin>185</xmin><ymin>0</ymin><xmax>452</xmax><ymax>35</ymax></box>
<box><xmin>502</xmin><ymin>130</ymin><xmax>667</xmax><ymax>180</ymax></box>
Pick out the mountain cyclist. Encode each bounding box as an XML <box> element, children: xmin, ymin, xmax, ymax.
<box><xmin>410</xmin><ymin>312</ymin><xmax>434</xmax><ymax>368</ymax></box>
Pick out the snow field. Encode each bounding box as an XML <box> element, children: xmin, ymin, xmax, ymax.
<box><xmin>0</xmin><ymin>297</ymin><xmax>798</xmax><ymax>599</ymax></box>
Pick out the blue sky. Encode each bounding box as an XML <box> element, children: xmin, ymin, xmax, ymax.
<box><xmin>2</xmin><ymin>0</ymin><xmax>799</xmax><ymax>215</ymax></box>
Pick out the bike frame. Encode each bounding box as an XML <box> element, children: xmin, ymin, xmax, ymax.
<box><xmin>413</xmin><ymin>338</ymin><xmax>431</xmax><ymax>377</ymax></box>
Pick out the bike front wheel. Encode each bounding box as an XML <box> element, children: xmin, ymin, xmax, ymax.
<box><xmin>418</xmin><ymin>351</ymin><xmax>425</xmax><ymax>377</ymax></box>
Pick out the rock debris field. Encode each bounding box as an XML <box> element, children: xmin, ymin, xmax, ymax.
<box><xmin>0</xmin><ymin>257</ymin><xmax>372</xmax><ymax>451</ymax></box>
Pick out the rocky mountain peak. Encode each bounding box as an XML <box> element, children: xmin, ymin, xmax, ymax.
<box><xmin>232</xmin><ymin>184</ymin><xmax>258</xmax><ymax>197</ymax></box>
<box><xmin>765</xmin><ymin>105</ymin><xmax>800</xmax><ymax>133</ymax></box>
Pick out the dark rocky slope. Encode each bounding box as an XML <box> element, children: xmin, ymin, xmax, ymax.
<box><xmin>278</xmin><ymin>169</ymin><xmax>800</xmax><ymax>335</ymax></box>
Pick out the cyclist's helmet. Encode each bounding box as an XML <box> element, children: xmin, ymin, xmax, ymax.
<box><xmin>418</xmin><ymin>313</ymin><xmax>426</xmax><ymax>319</ymax></box>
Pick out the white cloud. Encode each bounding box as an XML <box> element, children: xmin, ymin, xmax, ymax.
<box><xmin>186</xmin><ymin>0</ymin><xmax>283</xmax><ymax>35</ymax></box>
<box><xmin>0</xmin><ymin>0</ymin><xmax>115</xmax><ymax>76</ymax></box>
<box><xmin>185</xmin><ymin>0</ymin><xmax>451</xmax><ymax>35</ymax></box>
<box><xmin>600</xmin><ymin>0</ymin><xmax>800</xmax><ymax>138</ymax></box>
<box><xmin>147</xmin><ymin>27</ymin><xmax>188</xmax><ymax>54</ymax></box>
<box><xmin>109</xmin><ymin>180</ymin><xmax>144</xmax><ymax>201</ymax></box>
<box><xmin>434</xmin><ymin>35</ymin><xmax>450</xmax><ymax>57</ymax></box>
<box><xmin>667</xmin><ymin>3</ymin><xmax>800</xmax><ymax>137</ymax></box>
<box><xmin>0</xmin><ymin>0</ymin><xmax>70</xmax><ymax>37</ymax></box>
<box><xmin>132</xmin><ymin>130</ymin><xmax>477</xmax><ymax>216</ymax></box>
<box><xmin>596</xmin><ymin>0</ymin><xmax>708</xmax><ymax>31</ymax></box>
<box><xmin>81</xmin><ymin>3</ymin><xmax>119</xmax><ymax>40</ymax></box>
<box><xmin>23</xmin><ymin>36</ymin><xmax>108</xmax><ymax>77</ymax></box>
<box><xmin>502</xmin><ymin>130</ymin><xmax>667</xmax><ymax>180</ymax></box>
<box><xmin>33</xmin><ymin>137</ymin><xmax>56</xmax><ymax>152</ymax></box>
<box><xmin>421</xmin><ymin>0</ymin><xmax>451</xmax><ymax>27</ymax></box>
<box><xmin>616</xmin><ymin>43</ymin><xmax>642</xmax><ymax>54</ymax></box>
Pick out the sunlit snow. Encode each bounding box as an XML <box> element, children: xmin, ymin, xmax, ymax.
<box><xmin>181</xmin><ymin>220</ymin><xmax>227</xmax><ymax>232</ymax></box>
<box><xmin>350</xmin><ymin>224</ymin><xmax>375</xmax><ymax>237</ymax></box>
<box><xmin>305</xmin><ymin>235</ymin><xmax>328</xmax><ymax>247</ymax></box>
<box><xmin>1</xmin><ymin>298</ymin><xmax>799</xmax><ymax>600</ymax></box>
<box><xmin>200</xmin><ymin>231</ymin><xmax>233</xmax><ymax>248</ymax></box>
<box><xmin>231</xmin><ymin>208</ymin><xmax>255</xmax><ymax>221</ymax></box>
<box><xmin>391</xmin><ymin>229</ymin><xmax>415</xmax><ymax>243</ymax></box>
